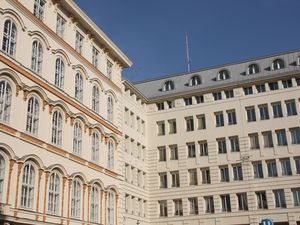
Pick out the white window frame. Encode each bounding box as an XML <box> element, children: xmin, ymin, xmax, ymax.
<box><xmin>90</xmin><ymin>185</ymin><xmax>100</xmax><ymax>222</ymax></box>
<box><xmin>26</xmin><ymin>96</ymin><xmax>40</xmax><ymax>135</ymax></box>
<box><xmin>55</xmin><ymin>58</ymin><xmax>65</xmax><ymax>89</ymax></box>
<box><xmin>70</xmin><ymin>178</ymin><xmax>81</xmax><ymax>218</ymax></box>
<box><xmin>31</xmin><ymin>40</ymin><xmax>43</xmax><ymax>74</ymax></box>
<box><xmin>0</xmin><ymin>80</ymin><xmax>12</xmax><ymax>122</ymax></box>
<box><xmin>75</xmin><ymin>32</ymin><xmax>84</xmax><ymax>54</ymax></box>
<box><xmin>106</xmin><ymin>190</ymin><xmax>115</xmax><ymax>225</ymax></box>
<box><xmin>92</xmin><ymin>85</ymin><xmax>100</xmax><ymax>113</ymax></box>
<box><xmin>56</xmin><ymin>14</ymin><xmax>66</xmax><ymax>38</ymax></box>
<box><xmin>92</xmin><ymin>47</ymin><xmax>99</xmax><ymax>68</ymax></box>
<box><xmin>33</xmin><ymin>0</ymin><xmax>45</xmax><ymax>20</ymax></box>
<box><xmin>75</xmin><ymin>72</ymin><xmax>83</xmax><ymax>102</ymax></box>
<box><xmin>73</xmin><ymin>122</ymin><xmax>82</xmax><ymax>155</ymax></box>
<box><xmin>51</xmin><ymin>110</ymin><xmax>63</xmax><ymax>146</ymax></box>
<box><xmin>107</xmin><ymin>139</ymin><xmax>114</xmax><ymax>169</ymax></box>
<box><xmin>2</xmin><ymin>19</ymin><xmax>17</xmax><ymax>57</ymax></box>
<box><xmin>91</xmin><ymin>131</ymin><xmax>100</xmax><ymax>163</ymax></box>
<box><xmin>107</xmin><ymin>60</ymin><xmax>113</xmax><ymax>80</ymax></box>
<box><xmin>48</xmin><ymin>172</ymin><xmax>60</xmax><ymax>214</ymax></box>
<box><xmin>0</xmin><ymin>155</ymin><xmax>5</xmax><ymax>202</ymax></box>
<box><xmin>20</xmin><ymin>164</ymin><xmax>35</xmax><ymax>208</ymax></box>
<box><xmin>107</xmin><ymin>96</ymin><xmax>114</xmax><ymax>123</ymax></box>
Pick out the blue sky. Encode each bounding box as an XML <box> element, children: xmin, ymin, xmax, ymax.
<box><xmin>76</xmin><ymin>0</ymin><xmax>300</xmax><ymax>82</ymax></box>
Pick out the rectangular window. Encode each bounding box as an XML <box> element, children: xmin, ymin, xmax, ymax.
<box><xmin>225</xmin><ymin>90</ymin><xmax>234</xmax><ymax>99</ymax></box>
<box><xmin>258</xmin><ymin>104</ymin><xmax>270</xmax><ymax>120</ymax></box>
<box><xmin>256</xmin><ymin>191</ymin><xmax>268</xmax><ymax>209</ymax></box>
<box><xmin>227</xmin><ymin>110</ymin><xmax>237</xmax><ymax>125</ymax></box>
<box><xmin>290</xmin><ymin>127</ymin><xmax>300</xmax><ymax>144</ymax></box>
<box><xmin>187</xmin><ymin>142</ymin><xmax>196</xmax><ymax>158</ymax></box>
<box><xmin>249</xmin><ymin>133</ymin><xmax>260</xmax><ymax>149</ymax></box>
<box><xmin>282</xmin><ymin>79</ymin><xmax>292</xmax><ymax>88</ymax></box>
<box><xmin>33</xmin><ymin>0</ymin><xmax>45</xmax><ymax>20</ymax></box>
<box><xmin>253</xmin><ymin>161</ymin><xmax>263</xmax><ymax>178</ymax></box>
<box><xmin>243</xmin><ymin>87</ymin><xmax>253</xmax><ymax>95</ymax></box>
<box><xmin>269</xmin><ymin>82</ymin><xmax>279</xmax><ymax>90</ymax></box>
<box><xmin>159</xmin><ymin>173</ymin><xmax>167</xmax><ymax>188</ymax></box>
<box><xmin>262</xmin><ymin>131</ymin><xmax>274</xmax><ymax>148</ymax></box>
<box><xmin>75</xmin><ymin>31</ymin><xmax>84</xmax><ymax>54</ymax></box>
<box><xmin>157</xmin><ymin>102</ymin><xmax>164</xmax><ymax>111</ymax></box>
<box><xmin>185</xmin><ymin>116</ymin><xmax>194</xmax><ymax>131</ymax></box>
<box><xmin>174</xmin><ymin>199</ymin><xmax>183</xmax><ymax>216</ymax></box>
<box><xmin>246</xmin><ymin>106</ymin><xmax>256</xmax><ymax>122</ymax></box>
<box><xmin>196</xmin><ymin>95</ymin><xmax>204</xmax><ymax>104</ymax></box>
<box><xmin>56</xmin><ymin>14</ymin><xmax>66</xmax><ymax>38</ymax></box>
<box><xmin>256</xmin><ymin>84</ymin><xmax>266</xmax><ymax>93</ymax></box>
<box><xmin>168</xmin><ymin>119</ymin><xmax>177</xmax><ymax>134</ymax></box>
<box><xmin>215</xmin><ymin>111</ymin><xmax>224</xmax><ymax>127</ymax></box>
<box><xmin>273</xmin><ymin>189</ymin><xmax>286</xmax><ymax>208</ymax></box>
<box><xmin>220</xmin><ymin>166</ymin><xmax>229</xmax><ymax>182</ymax></box>
<box><xmin>189</xmin><ymin>198</ymin><xmax>198</xmax><ymax>215</ymax></box>
<box><xmin>199</xmin><ymin>141</ymin><xmax>208</xmax><ymax>156</ymax></box>
<box><xmin>217</xmin><ymin>138</ymin><xmax>227</xmax><ymax>154</ymax></box>
<box><xmin>107</xmin><ymin>60</ymin><xmax>113</xmax><ymax>79</ymax></box>
<box><xmin>297</xmin><ymin>78</ymin><xmax>300</xmax><ymax>86</ymax></box>
<box><xmin>295</xmin><ymin>157</ymin><xmax>300</xmax><ymax>174</ymax></box>
<box><xmin>237</xmin><ymin>193</ymin><xmax>248</xmax><ymax>211</ymax></box>
<box><xmin>204</xmin><ymin>196</ymin><xmax>214</xmax><ymax>213</ymax></box>
<box><xmin>233</xmin><ymin>164</ymin><xmax>243</xmax><ymax>181</ymax></box>
<box><xmin>167</xmin><ymin>100</ymin><xmax>175</xmax><ymax>109</ymax></box>
<box><xmin>197</xmin><ymin>114</ymin><xmax>206</xmax><ymax>130</ymax></box>
<box><xmin>171</xmin><ymin>171</ymin><xmax>180</xmax><ymax>187</ymax></box>
<box><xmin>159</xmin><ymin>200</ymin><xmax>168</xmax><ymax>217</ymax></box>
<box><xmin>201</xmin><ymin>168</ymin><xmax>211</xmax><ymax>184</ymax></box>
<box><xmin>170</xmin><ymin>145</ymin><xmax>178</xmax><ymax>160</ymax></box>
<box><xmin>213</xmin><ymin>92</ymin><xmax>222</xmax><ymax>101</ymax></box>
<box><xmin>221</xmin><ymin>195</ymin><xmax>231</xmax><ymax>212</ymax></box>
<box><xmin>92</xmin><ymin>47</ymin><xmax>99</xmax><ymax>68</ymax></box>
<box><xmin>286</xmin><ymin>100</ymin><xmax>297</xmax><ymax>116</ymax></box>
<box><xmin>229</xmin><ymin>136</ymin><xmax>240</xmax><ymax>152</ymax></box>
<box><xmin>292</xmin><ymin>188</ymin><xmax>300</xmax><ymax>206</ymax></box>
<box><xmin>280</xmin><ymin>158</ymin><xmax>292</xmax><ymax>176</ymax></box>
<box><xmin>189</xmin><ymin>169</ymin><xmax>198</xmax><ymax>185</ymax></box>
<box><xmin>184</xmin><ymin>97</ymin><xmax>193</xmax><ymax>106</ymax></box>
<box><xmin>158</xmin><ymin>146</ymin><xmax>166</xmax><ymax>162</ymax></box>
<box><xmin>272</xmin><ymin>102</ymin><xmax>283</xmax><ymax>118</ymax></box>
<box><xmin>276</xmin><ymin>129</ymin><xmax>287</xmax><ymax>146</ymax></box>
<box><xmin>157</xmin><ymin>121</ymin><xmax>165</xmax><ymax>136</ymax></box>
<box><xmin>266</xmin><ymin>160</ymin><xmax>278</xmax><ymax>177</ymax></box>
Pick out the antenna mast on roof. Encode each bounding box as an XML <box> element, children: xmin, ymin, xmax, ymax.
<box><xmin>185</xmin><ymin>32</ymin><xmax>192</xmax><ymax>72</ymax></box>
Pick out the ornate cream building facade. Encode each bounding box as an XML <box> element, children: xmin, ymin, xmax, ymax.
<box><xmin>0</xmin><ymin>1</ymin><xmax>299</xmax><ymax>225</ymax></box>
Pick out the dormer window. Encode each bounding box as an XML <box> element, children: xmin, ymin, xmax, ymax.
<box><xmin>272</xmin><ymin>59</ymin><xmax>284</xmax><ymax>70</ymax></box>
<box><xmin>217</xmin><ymin>70</ymin><xmax>230</xmax><ymax>81</ymax></box>
<box><xmin>189</xmin><ymin>75</ymin><xmax>201</xmax><ymax>86</ymax></box>
<box><xmin>247</xmin><ymin>64</ymin><xmax>259</xmax><ymax>75</ymax></box>
<box><xmin>163</xmin><ymin>81</ymin><xmax>174</xmax><ymax>91</ymax></box>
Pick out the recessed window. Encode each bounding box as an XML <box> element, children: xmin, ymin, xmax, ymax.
<box><xmin>31</xmin><ymin>40</ymin><xmax>43</xmax><ymax>75</ymax></box>
<box><xmin>272</xmin><ymin>59</ymin><xmax>284</xmax><ymax>70</ymax></box>
<box><xmin>0</xmin><ymin>80</ymin><xmax>12</xmax><ymax>123</ymax></box>
<box><xmin>33</xmin><ymin>0</ymin><xmax>45</xmax><ymax>20</ymax></box>
<box><xmin>189</xmin><ymin>75</ymin><xmax>201</xmax><ymax>86</ymax></box>
<box><xmin>247</xmin><ymin>64</ymin><xmax>260</xmax><ymax>75</ymax></box>
<box><xmin>2</xmin><ymin>19</ymin><xmax>17</xmax><ymax>57</ymax></box>
<box><xmin>217</xmin><ymin>70</ymin><xmax>230</xmax><ymax>81</ymax></box>
<box><xmin>163</xmin><ymin>81</ymin><xmax>175</xmax><ymax>91</ymax></box>
<box><xmin>56</xmin><ymin>14</ymin><xmax>66</xmax><ymax>38</ymax></box>
<box><xmin>26</xmin><ymin>96</ymin><xmax>40</xmax><ymax>135</ymax></box>
<box><xmin>75</xmin><ymin>31</ymin><xmax>84</xmax><ymax>54</ymax></box>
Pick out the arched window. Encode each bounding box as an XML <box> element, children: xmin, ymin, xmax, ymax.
<box><xmin>73</xmin><ymin>122</ymin><xmax>82</xmax><ymax>155</ymax></box>
<box><xmin>26</xmin><ymin>96</ymin><xmax>40</xmax><ymax>135</ymax></box>
<box><xmin>247</xmin><ymin>64</ymin><xmax>260</xmax><ymax>75</ymax></box>
<box><xmin>75</xmin><ymin>72</ymin><xmax>83</xmax><ymax>102</ymax></box>
<box><xmin>33</xmin><ymin>0</ymin><xmax>45</xmax><ymax>20</ymax></box>
<box><xmin>189</xmin><ymin>75</ymin><xmax>201</xmax><ymax>86</ymax></box>
<box><xmin>272</xmin><ymin>59</ymin><xmax>284</xmax><ymax>70</ymax></box>
<box><xmin>51</xmin><ymin>110</ymin><xmax>63</xmax><ymax>146</ymax></box>
<box><xmin>0</xmin><ymin>155</ymin><xmax>5</xmax><ymax>202</ymax></box>
<box><xmin>55</xmin><ymin>58</ymin><xmax>65</xmax><ymax>89</ymax></box>
<box><xmin>163</xmin><ymin>81</ymin><xmax>174</xmax><ymax>91</ymax></box>
<box><xmin>20</xmin><ymin>164</ymin><xmax>35</xmax><ymax>208</ymax></box>
<box><xmin>0</xmin><ymin>80</ymin><xmax>12</xmax><ymax>122</ymax></box>
<box><xmin>217</xmin><ymin>70</ymin><xmax>230</xmax><ymax>80</ymax></box>
<box><xmin>107</xmin><ymin>96</ymin><xmax>113</xmax><ymax>123</ymax></box>
<box><xmin>92</xmin><ymin>85</ymin><xmax>100</xmax><ymax>113</ymax></box>
<box><xmin>90</xmin><ymin>185</ymin><xmax>99</xmax><ymax>222</ymax></box>
<box><xmin>107</xmin><ymin>139</ymin><xmax>114</xmax><ymax>170</ymax></box>
<box><xmin>48</xmin><ymin>172</ymin><xmax>60</xmax><ymax>214</ymax></box>
<box><xmin>91</xmin><ymin>131</ymin><xmax>99</xmax><ymax>163</ymax></box>
<box><xmin>2</xmin><ymin>19</ymin><xmax>17</xmax><ymax>57</ymax></box>
<box><xmin>106</xmin><ymin>190</ymin><xmax>115</xmax><ymax>225</ymax></box>
<box><xmin>71</xmin><ymin>178</ymin><xmax>81</xmax><ymax>218</ymax></box>
<box><xmin>31</xmin><ymin>40</ymin><xmax>43</xmax><ymax>75</ymax></box>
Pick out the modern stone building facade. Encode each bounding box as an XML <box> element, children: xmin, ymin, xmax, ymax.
<box><xmin>0</xmin><ymin>1</ymin><xmax>299</xmax><ymax>225</ymax></box>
